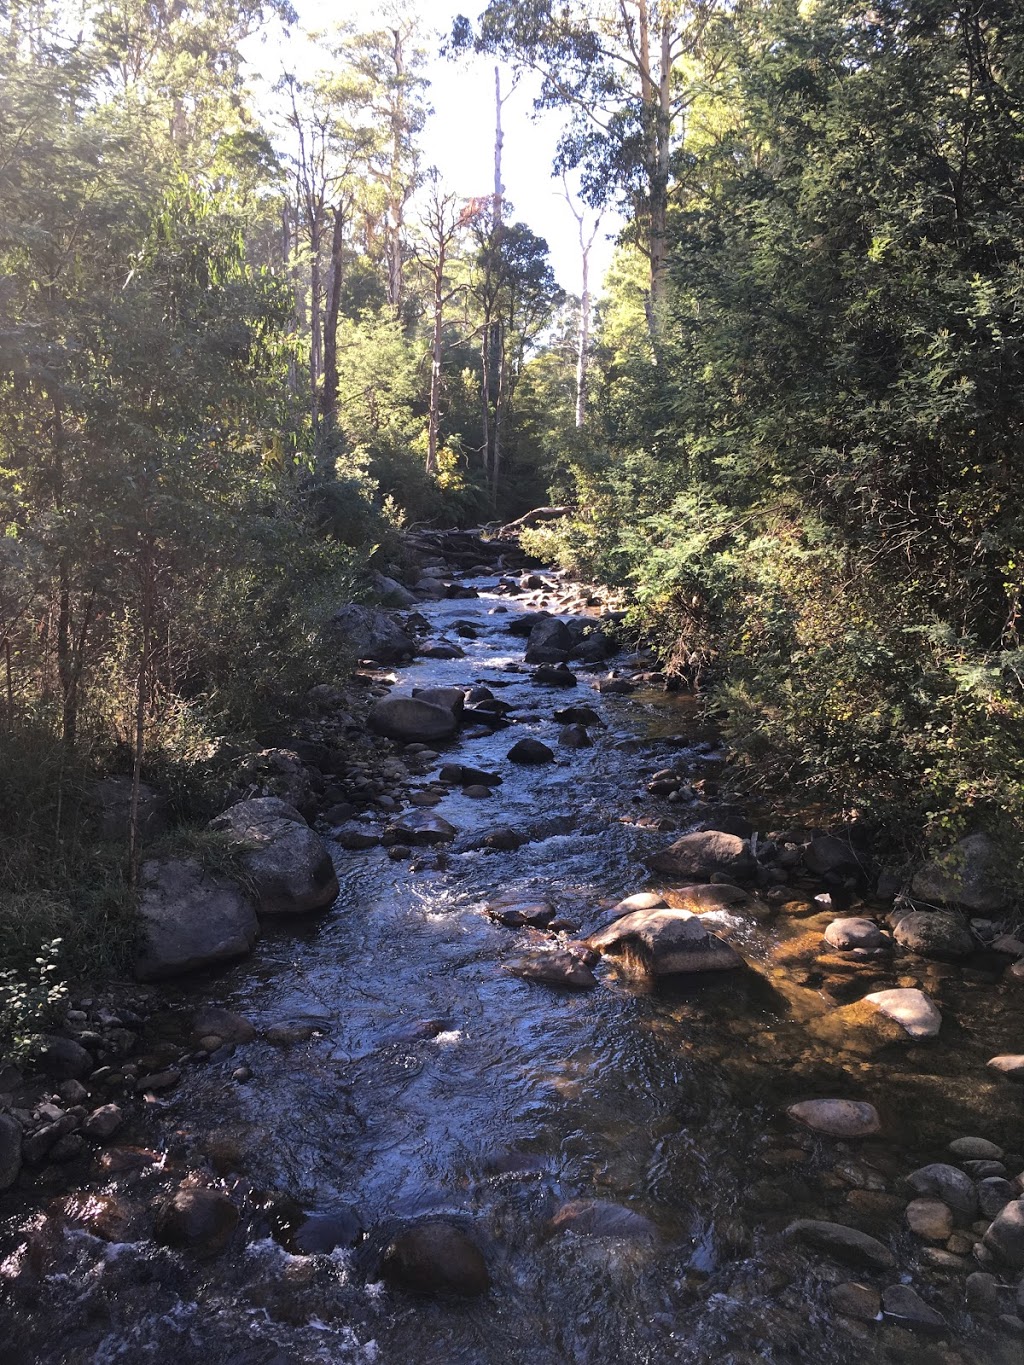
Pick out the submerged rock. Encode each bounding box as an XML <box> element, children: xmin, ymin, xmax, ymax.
<box><xmin>588</xmin><ymin>908</ymin><xmax>742</xmax><ymax>977</ymax></box>
<box><xmin>210</xmin><ymin>797</ymin><xmax>339</xmax><ymax>915</ymax></box>
<box><xmin>504</xmin><ymin>950</ymin><xmax>598</xmax><ymax>989</ymax></box>
<box><xmin>381</xmin><ymin>1220</ymin><xmax>490</xmax><ymax>1297</ymax></box>
<box><xmin>787</xmin><ymin>1099</ymin><xmax>881</xmax><ymax>1138</ymax></box>
<box><xmin>785</xmin><ymin>1219</ymin><xmax>895</xmax><ymax>1270</ymax></box>
<box><xmin>830</xmin><ymin>1282</ymin><xmax>881</xmax><ymax>1322</ymax></box>
<box><xmin>548</xmin><ymin>1199</ymin><xmax>658</xmax><ymax>1241</ymax></box>
<box><xmin>135</xmin><ymin>857</ymin><xmax>259</xmax><ymax>981</ymax></box>
<box><xmin>644</xmin><ymin>830</ymin><xmax>754</xmax><ymax>881</ymax></box>
<box><xmin>154</xmin><ymin>1187</ymin><xmax>239</xmax><ymax>1258</ymax></box>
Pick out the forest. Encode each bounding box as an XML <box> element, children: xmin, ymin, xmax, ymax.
<box><xmin>2</xmin><ymin>0</ymin><xmax>1024</xmax><ymax>978</ymax></box>
<box><xmin>4</xmin><ymin>6</ymin><xmax>1024</xmax><ymax>1360</ymax></box>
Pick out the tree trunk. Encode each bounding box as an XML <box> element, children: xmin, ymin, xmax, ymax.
<box><xmin>387</xmin><ymin>27</ymin><xmax>406</xmax><ymax>313</ymax></box>
<box><xmin>128</xmin><ymin>546</ymin><xmax>155</xmax><ymax>884</ymax></box>
<box><xmin>576</xmin><ymin>235</ymin><xmax>592</xmax><ymax>427</ymax></box>
<box><xmin>322</xmin><ymin>204</ymin><xmax>345</xmax><ymax>427</ymax></box>
<box><xmin>427</xmin><ymin>247</ymin><xmax>445</xmax><ymax>475</ymax></box>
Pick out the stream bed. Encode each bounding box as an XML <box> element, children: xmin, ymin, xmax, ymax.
<box><xmin>3</xmin><ymin>568</ymin><xmax>1023</xmax><ymax>1364</ymax></box>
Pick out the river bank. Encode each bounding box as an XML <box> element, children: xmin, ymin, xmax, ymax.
<box><xmin>2</xmin><ymin>535</ymin><xmax>1024</xmax><ymax>1364</ymax></box>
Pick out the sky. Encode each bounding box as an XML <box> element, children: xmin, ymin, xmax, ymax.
<box><xmin>241</xmin><ymin>0</ymin><xmax>622</xmax><ymax>296</ymax></box>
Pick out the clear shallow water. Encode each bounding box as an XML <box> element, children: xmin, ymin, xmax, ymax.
<box><xmin>3</xmin><ymin>576</ymin><xmax>1023</xmax><ymax>1364</ymax></box>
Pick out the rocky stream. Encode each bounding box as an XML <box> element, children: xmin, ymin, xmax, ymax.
<box><xmin>2</xmin><ymin>530</ymin><xmax>1024</xmax><ymax>1365</ymax></box>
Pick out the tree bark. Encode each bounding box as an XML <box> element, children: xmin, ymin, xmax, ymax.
<box><xmin>322</xmin><ymin>203</ymin><xmax>346</xmax><ymax>427</ymax></box>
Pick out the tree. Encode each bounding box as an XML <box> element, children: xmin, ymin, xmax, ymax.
<box><xmin>460</xmin><ymin>0</ymin><xmax>719</xmax><ymax>335</ymax></box>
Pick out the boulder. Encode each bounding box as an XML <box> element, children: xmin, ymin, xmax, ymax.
<box><xmin>370</xmin><ymin>570</ymin><xmax>418</xmax><ymax>609</ymax></box>
<box><xmin>507</xmin><ymin>738</ymin><xmax>555</xmax><ymax>765</ymax></box>
<box><xmin>90</xmin><ymin>776</ymin><xmax>168</xmax><ymax>842</ymax></box>
<box><xmin>983</xmin><ymin>1198</ymin><xmax>1024</xmax><ymax>1268</ymax></box>
<box><xmin>368</xmin><ymin>696</ymin><xmax>460</xmax><ymax>745</ymax></box>
<box><xmin>804</xmin><ymin>836</ymin><xmax>863</xmax><ymax>880</ymax></box>
<box><xmin>38</xmin><ymin>1035</ymin><xmax>93</xmax><ymax>1080</ymax></box>
<box><xmin>548</xmin><ymin>1199</ymin><xmax>657</xmax><ymax>1241</ymax></box>
<box><xmin>905</xmin><ymin>1163</ymin><xmax>978</xmax><ymax>1218</ymax></box>
<box><xmin>0</xmin><ymin>1113</ymin><xmax>22</xmax><ymax>1190</ymax></box>
<box><xmin>824</xmin><ymin>918</ymin><xmax>885</xmax><ymax>951</ymax></box>
<box><xmin>645</xmin><ymin>830</ymin><xmax>755</xmax><ymax>881</ymax></box>
<box><xmin>235</xmin><ymin>747</ymin><xmax>316</xmax><ymax>815</ymax></box>
<box><xmin>507</xmin><ymin>610</ymin><xmax>552</xmax><ymax>638</ymax></box>
<box><xmin>558</xmin><ymin>724</ymin><xmax>592</xmax><ymax>749</ymax></box>
<box><xmin>524</xmin><ymin>617</ymin><xmax>571</xmax><ymax>664</ymax></box>
<box><xmin>154</xmin><ymin>1186</ymin><xmax>239</xmax><ymax>1258</ymax></box>
<box><xmin>787</xmin><ymin>1099</ymin><xmax>881</xmax><ymax>1138</ymax></box>
<box><xmin>808</xmin><ymin>988</ymin><xmax>941</xmax><ymax>1053</ymax></box>
<box><xmin>210</xmin><ymin>798</ymin><xmax>339</xmax><ymax>915</ymax></box>
<box><xmin>411</xmin><ymin>686</ymin><xmax>466</xmax><ymax>717</ymax></box>
<box><xmin>911</xmin><ymin>833</ymin><xmax>1009</xmax><ymax>912</ymax></box>
<box><xmin>330</xmin><ymin>604</ymin><xmax>414</xmax><ymax>663</ymax></box>
<box><xmin>893</xmin><ymin>909</ymin><xmax>974</xmax><ymax>960</ymax></box>
<box><xmin>785</xmin><ymin>1219</ymin><xmax>895</xmax><ymax>1270</ymax></box>
<box><xmin>588</xmin><ymin>908</ymin><xmax>742</xmax><ymax>977</ymax></box>
<box><xmin>381</xmin><ymin>1220</ymin><xmax>490</xmax><ymax>1297</ymax></box>
<box><xmin>135</xmin><ymin>858</ymin><xmax>259</xmax><ymax>981</ymax></box>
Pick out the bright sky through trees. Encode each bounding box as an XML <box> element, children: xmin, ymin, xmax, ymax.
<box><xmin>242</xmin><ymin>0</ymin><xmax>620</xmax><ymax>294</ymax></box>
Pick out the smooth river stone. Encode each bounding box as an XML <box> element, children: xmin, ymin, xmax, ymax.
<box><xmin>862</xmin><ymin>987</ymin><xmax>941</xmax><ymax>1039</ymax></box>
<box><xmin>787</xmin><ymin>1099</ymin><xmax>881</xmax><ymax>1138</ymax></box>
<box><xmin>983</xmin><ymin>1198</ymin><xmax>1024</xmax><ymax>1269</ymax></box>
<box><xmin>905</xmin><ymin>1198</ymin><xmax>954</xmax><ymax>1242</ymax></box>
<box><xmin>823</xmin><ymin>918</ymin><xmax>884</xmax><ymax>951</ymax></box>
<box><xmin>588</xmin><ymin>908</ymin><xmax>742</xmax><ymax>977</ymax></box>
<box><xmin>987</xmin><ymin>1054</ymin><xmax>1024</xmax><ymax>1081</ymax></box>
<box><xmin>905</xmin><ymin>1163</ymin><xmax>978</xmax><ymax>1217</ymax></box>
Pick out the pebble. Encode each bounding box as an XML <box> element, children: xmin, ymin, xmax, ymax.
<box><xmin>787</xmin><ymin>1099</ymin><xmax>881</xmax><ymax>1138</ymax></box>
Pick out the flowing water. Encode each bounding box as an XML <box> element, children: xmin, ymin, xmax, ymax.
<box><xmin>3</xmin><ymin>572</ymin><xmax>1023</xmax><ymax>1364</ymax></box>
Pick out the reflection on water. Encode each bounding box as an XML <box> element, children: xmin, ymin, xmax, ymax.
<box><xmin>3</xmin><ymin>574</ymin><xmax>1023</xmax><ymax>1364</ymax></box>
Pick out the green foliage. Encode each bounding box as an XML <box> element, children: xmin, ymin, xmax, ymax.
<box><xmin>0</xmin><ymin>939</ymin><xmax>68</xmax><ymax>1064</ymax></box>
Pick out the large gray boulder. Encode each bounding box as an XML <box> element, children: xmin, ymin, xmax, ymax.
<box><xmin>210</xmin><ymin>798</ymin><xmax>339</xmax><ymax>915</ymax></box>
<box><xmin>588</xmin><ymin>907</ymin><xmax>742</xmax><ymax>977</ymax></box>
<box><xmin>368</xmin><ymin>696</ymin><xmax>460</xmax><ymax>745</ymax></box>
<box><xmin>645</xmin><ymin>830</ymin><xmax>755</xmax><ymax>881</ymax></box>
<box><xmin>911</xmin><ymin>833</ymin><xmax>1009</xmax><ymax>912</ymax></box>
<box><xmin>370</xmin><ymin>570</ymin><xmax>418</xmax><ymax>609</ymax></box>
<box><xmin>330</xmin><ymin>604</ymin><xmax>415</xmax><ymax>663</ymax></box>
<box><xmin>135</xmin><ymin>857</ymin><xmax>259</xmax><ymax>981</ymax></box>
